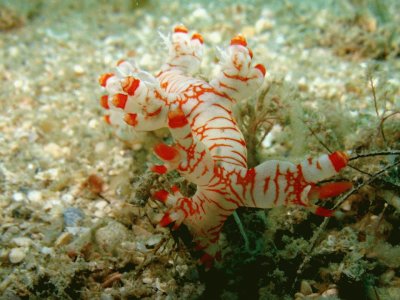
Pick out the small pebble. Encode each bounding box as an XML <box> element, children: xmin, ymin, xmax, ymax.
<box><xmin>27</xmin><ymin>190</ymin><xmax>43</xmax><ymax>202</ymax></box>
<box><xmin>242</xmin><ymin>26</ymin><xmax>255</xmax><ymax>38</ymax></box>
<box><xmin>11</xmin><ymin>237</ymin><xmax>32</xmax><ymax>247</ymax></box>
<box><xmin>61</xmin><ymin>193</ymin><xmax>74</xmax><ymax>204</ymax></box>
<box><xmin>73</xmin><ymin>64</ymin><xmax>85</xmax><ymax>75</ymax></box>
<box><xmin>255</xmin><ymin>18</ymin><xmax>273</xmax><ymax>33</ymax></box>
<box><xmin>55</xmin><ymin>232</ymin><xmax>73</xmax><ymax>247</ymax></box>
<box><xmin>300</xmin><ymin>280</ymin><xmax>313</xmax><ymax>295</ymax></box>
<box><xmin>142</xmin><ymin>277</ymin><xmax>153</xmax><ymax>284</ymax></box>
<box><xmin>191</xmin><ymin>7</ymin><xmax>209</xmax><ymax>20</ymax></box>
<box><xmin>322</xmin><ymin>288</ymin><xmax>338</xmax><ymax>296</ymax></box>
<box><xmin>12</xmin><ymin>192</ymin><xmax>25</xmax><ymax>202</ymax></box>
<box><xmin>145</xmin><ymin>234</ymin><xmax>163</xmax><ymax>247</ymax></box>
<box><xmin>95</xmin><ymin>221</ymin><xmax>129</xmax><ymax>253</ymax></box>
<box><xmin>9</xmin><ymin>248</ymin><xmax>26</xmax><ymax>264</ymax></box>
<box><xmin>43</xmin><ymin>142</ymin><xmax>63</xmax><ymax>158</ymax></box>
<box><xmin>100</xmin><ymin>293</ymin><xmax>114</xmax><ymax>300</ymax></box>
<box><xmin>95</xmin><ymin>200</ymin><xmax>108</xmax><ymax>210</ymax></box>
<box><xmin>208</xmin><ymin>31</ymin><xmax>222</xmax><ymax>44</ymax></box>
<box><xmin>66</xmin><ymin>226</ymin><xmax>89</xmax><ymax>235</ymax></box>
<box><xmin>41</xmin><ymin>247</ymin><xmax>54</xmax><ymax>255</ymax></box>
<box><xmin>63</xmin><ymin>207</ymin><xmax>85</xmax><ymax>227</ymax></box>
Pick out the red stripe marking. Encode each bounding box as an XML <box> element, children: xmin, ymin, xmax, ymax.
<box><xmin>223</xmin><ymin>71</ymin><xmax>250</xmax><ymax>82</ymax></box>
<box><xmin>186</xmin><ymin>100</ymin><xmax>203</xmax><ymax>118</ymax></box>
<box><xmin>211</xmin><ymin>103</ymin><xmax>232</xmax><ymax>114</ymax></box>
<box><xmin>247</xmin><ymin>168</ymin><xmax>257</xmax><ymax>206</ymax></box>
<box><xmin>188</xmin><ymin>150</ymin><xmax>207</xmax><ymax>174</ymax></box>
<box><xmin>147</xmin><ymin>106</ymin><xmax>162</xmax><ymax>117</ymax></box>
<box><xmin>232</xmin><ymin>150</ymin><xmax>247</xmax><ymax>162</ymax></box>
<box><xmin>273</xmin><ymin>164</ymin><xmax>280</xmax><ymax>206</ymax></box>
<box><xmin>200</xmin><ymin>165</ymin><xmax>209</xmax><ymax>176</ymax></box>
<box><xmin>189</xmin><ymin>111</ymin><xmax>202</xmax><ymax>127</ymax></box>
<box><xmin>219</xmin><ymin>81</ymin><xmax>238</xmax><ymax>91</ymax></box>
<box><xmin>206</xmin><ymin>195</ymin><xmax>237</xmax><ymax>211</ymax></box>
<box><xmin>207</xmin><ymin>223</ymin><xmax>224</xmax><ymax>233</ymax></box>
<box><xmin>263</xmin><ymin>176</ymin><xmax>271</xmax><ymax>194</ymax></box>
<box><xmin>213</xmin><ymin>155</ymin><xmax>247</xmax><ymax>168</ymax></box>
<box><xmin>209</xmin><ymin>143</ymin><xmax>233</xmax><ymax>151</ymax></box>
<box><xmin>211</xmin><ymin>126</ymin><xmax>240</xmax><ymax>131</ymax></box>
<box><xmin>208</xmin><ymin>137</ymin><xmax>246</xmax><ymax>146</ymax></box>
<box><xmin>226</xmin><ymin>184</ymin><xmax>245</xmax><ymax>206</ymax></box>
<box><xmin>208</xmin><ymin>116</ymin><xmax>237</xmax><ymax>125</ymax></box>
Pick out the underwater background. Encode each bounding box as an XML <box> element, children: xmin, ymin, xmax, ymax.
<box><xmin>0</xmin><ymin>0</ymin><xmax>399</xmax><ymax>299</ymax></box>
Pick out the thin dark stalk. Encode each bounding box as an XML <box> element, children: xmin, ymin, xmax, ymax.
<box><xmin>349</xmin><ymin>150</ymin><xmax>400</xmax><ymax>161</ymax></box>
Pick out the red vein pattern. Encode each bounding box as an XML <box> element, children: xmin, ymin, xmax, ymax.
<box><xmin>98</xmin><ymin>25</ymin><xmax>351</xmax><ymax>267</ymax></box>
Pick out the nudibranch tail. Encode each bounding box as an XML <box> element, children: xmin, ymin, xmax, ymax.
<box><xmin>236</xmin><ymin>151</ymin><xmax>351</xmax><ymax>212</ymax></box>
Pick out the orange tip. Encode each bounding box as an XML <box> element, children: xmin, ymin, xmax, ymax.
<box><xmin>318</xmin><ymin>181</ymin><xmax>353</xmax><ymax>199</ymax></box>
<box><xmin>171</xmin><ymin>185</ymin><xmax>180</xmax><ymax>193</ymax></box>
<box><xmin>154</xmin><ymin>143</ymin><xmax>179</xmax><ymax>161</ymax></box>
<box><xmin>104</xmin><ymin>115</ymin><xmax>111</xmax><ymax>124</ymax></box>
<box><xmin>248</xmin><ymin>48</ymin><xmax>253</xmax><ymax>59</ymax></box>
<box><xmin>124</xmin><ymin>113</ymin><xmax>138</xmax><ymax>127</ymax></box>
<box><xmin>116</xmin><ymin>59</ymin><xmax>125</xmax><ymax>66</ymax></box>
<box><xmin>230</xmin><ymin>34</ymin><xmax>247</xmax><ymax>47</ymax></box>
<box><xmin>154</xmin><ymin>190</ymin><xmax>169</xmax><ymax>202</ymax></box>
<box><xmin>122</xmin><ymin>76</ymin><xmax>140</xmax><ymax>96</ymax></box>
<box><xmin>168</xmin><ymin>108</ymin><xmax>188</xmax><ymax>128</ymax></box>
<box><xmin>112</xmin><ymin>93</ymin><xmax>128</xmax><ymax>109</ymax></box>
<box><xmin>315</xmin><ymin>207</ymin><xmax>334</xmax><ymax>217</ymax></box>
<box><xmin>100</xmin><ymin>95</ymin><xmax>109</xmax><ymax>109</ymax></box>
<box><xmin>98</xmin><ymin>73</ymin><xmax>113</xmax><ymax>87</ymax></box>
<box><xmin>191</xmin><ymin>33</ymin><xmax>204</xmax><ymax>44</ymax></box>
<box><xmin>151</xmin><ymin>165</ymin><xmax>168</xmax><ymax>174</ymax></box>
<box><xmin>255</xmin><ymin>64</ymin><xmax>266</xmax><ymax>77</ymax></box>
<box><xmin>160</xmin><ymin>212</ymin><xmax>173</xmax><ymax>227</ymax></box>
<box><xmin>174</xmin><ymin>25</ymin><xmax>188</xmax><ymax>33</ymax></box>
<box><xmin>329</xmin><ymin>151</ymin><xmax>349</xmax><ymax>172</ymax></box>
<box><xmin>199</xmin><ymin>253</ymin><xmax>214</xmax><ymax>270</ymax></box>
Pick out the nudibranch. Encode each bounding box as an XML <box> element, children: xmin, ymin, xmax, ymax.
<box><xmin>98</xmin><ymin>25</ymin><xmax>352</xmax><ymax>267</ymax></box>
